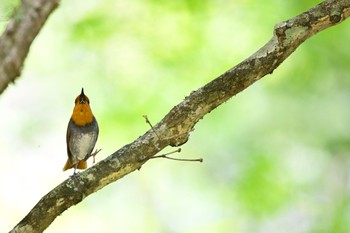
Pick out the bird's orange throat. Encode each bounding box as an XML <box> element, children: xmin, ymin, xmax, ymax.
<box><xmin>71</xmin><ymin>103</ymin><xmax>94</xmax><ymax>126</ymax></box>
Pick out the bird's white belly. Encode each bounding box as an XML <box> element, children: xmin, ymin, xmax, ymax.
<box><xmin>70</xmin><ymin>133</ymin><xmax>95</xmax><ymax>160</ymax></box>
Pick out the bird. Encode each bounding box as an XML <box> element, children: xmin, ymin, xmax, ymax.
<box><xmin>63</xmin><ymin>88</ymin><xmax>99</xmax><ymax>174</ymax></box>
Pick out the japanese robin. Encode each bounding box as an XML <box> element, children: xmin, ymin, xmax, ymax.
<box><xmin>63</xmin><ymin>88</ymin><xmax>99</xmax><ymax>174</ymax></box>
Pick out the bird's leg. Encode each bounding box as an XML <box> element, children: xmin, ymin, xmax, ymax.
<box><xmin>69</xmin><ymin>164</ymin><xmax>79</xmax><ymax>179</ymax></box>
<box><xmin>73</xmin><ymin>163</ymin><xmax>78</xmax><ymax>175</ymax></box>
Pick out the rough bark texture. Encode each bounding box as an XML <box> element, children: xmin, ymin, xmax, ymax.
<box><xmin>7</xmin><ymin>0</ymin><xmax>350</xmax><ymax>232</ymax></box>
<box><xmin>0</xmin><ymin>0</ymin><xmax>59</xmax><ymax>94</ymax></box>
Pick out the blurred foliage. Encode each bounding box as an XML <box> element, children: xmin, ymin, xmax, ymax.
<box><xmin>1</xmin><ymin>0</ymin><xmax>350</xmax><ymax>233</ymax></box>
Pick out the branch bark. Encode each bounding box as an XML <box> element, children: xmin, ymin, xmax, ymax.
<box><xmin>0</xmin><ymin>0</ymin><xmax>59</xmax><ymax>94</ymax></box>
<box><xmin>9</xmin><ymin>0</ymin><xmax>350</xmax><ymax>232</ymax></box>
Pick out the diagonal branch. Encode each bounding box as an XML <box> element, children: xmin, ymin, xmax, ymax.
<box><xmin>10</xmin><ymin>0</ymin><xmax>350</xmax><ymax>232</ymax></box>
<box><xmin>0</xmin><ymin>0</ymin><xmax>60</xmax><ymax>94</ymax></box>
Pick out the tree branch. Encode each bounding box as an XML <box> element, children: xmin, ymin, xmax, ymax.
<box><xmin>0</xmin><ymin>0</ymin><xmax>59</xmax><ymax>94</ymax></box>
<box><xmin>10</xmin><ymin>0</ymin><xmax>350</xmax><ymax>232</ymax></box>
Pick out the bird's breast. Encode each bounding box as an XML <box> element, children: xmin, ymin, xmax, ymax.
<box><xmin>68</xmin><ymin>118</ymin><xmax>99</xmax><ymax>162</ymax></box>
<box><xmin>69</xmin><ymin>132</ymin><xmax>97</xmax><ymax>160</ymax></box>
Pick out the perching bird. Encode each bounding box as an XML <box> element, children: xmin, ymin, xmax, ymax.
<box><xmin>63</xmin><ymin>88</ymin><xmax>99</xmax><ymax>174</ymax></box>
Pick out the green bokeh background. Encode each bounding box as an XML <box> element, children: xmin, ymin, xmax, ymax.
<box><xmin>1</xmin><ymin>0</ymin><xmax>350</xmax><ymax>232</ymax></box>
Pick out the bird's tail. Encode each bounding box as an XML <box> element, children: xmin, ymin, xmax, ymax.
<box><xmin>63</xmin><ymin>159</ymin><xmax>87</xmax><ymax>171</ymax></box>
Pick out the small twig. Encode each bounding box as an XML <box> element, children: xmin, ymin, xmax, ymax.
<box><xmin>147</xmin><ymin>148</ymin><xmax>203</xmax><ymax>163</ymax></box>
<box><xmin>142</xmin><ymin>115</ymin><xmax>202</xmax><ymax>162</ymax></box>
<box><xmin>152</xmin><ymin>155</ymin><xmax>203</xmax><ymax>162</ymax></box>
<box><xmin>85</xmin><ymin>149</ymin><xmax>101</xmax><ymax>164</ymax></box>
<box><xmin>143</xmin><ymin>115</ymin><xmax>160</xmax><ymax>139</ymax></box>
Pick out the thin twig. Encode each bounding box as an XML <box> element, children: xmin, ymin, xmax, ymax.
<box><xmin>151</xmin><ymin>155</ymin><xmax>203</xmax><ymax>162</ymax></box>
<box><xmin>85</xmin><ymin>149</ymin><xmax>101</xmax><ymax>164</ymax></box>
<box><xmin>142</xmin><ymin>115</ymin><xmax>202</xmax><ymax>162</ymax></box>
<box><xmin>147</xmin><ymin>148</ymin><xmax>203</xmax><ymax>162</ymax></box>
<box><xmin>143</xmin><ymin>115</ymin><xmax>160</xmax><ymax>139</ymax></box>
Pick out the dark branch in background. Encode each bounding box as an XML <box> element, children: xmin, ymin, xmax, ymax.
<box><xmin>7</xmin><ymin>0</ymin><xmax>350</xmax><ymax>232</ymax></box>
<box><xmin>0</xmin><ymin>0</ymin><xmax>60</xmax><ymax>94</ymax></box>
